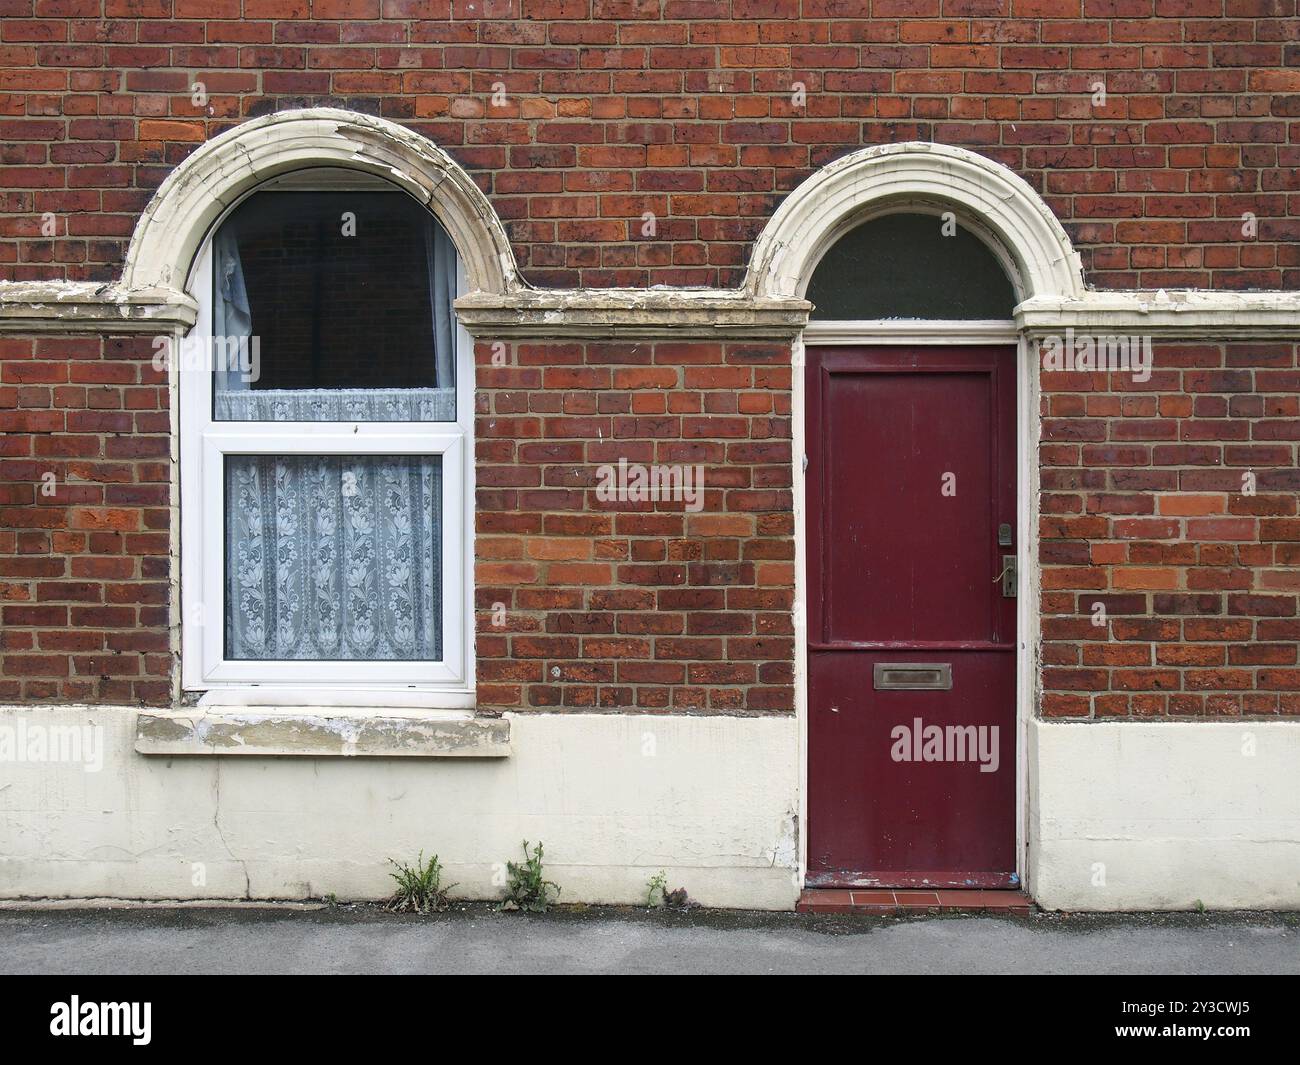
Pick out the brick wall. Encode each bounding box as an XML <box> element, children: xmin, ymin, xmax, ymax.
<box><xmin>1039</xmin><ymin>338</ymin><xmax>1300</xmax><ymax>718</ymax></box>
<box><xmin>1</xmin><ymin>4</ymin><xmax>1298</xmax><ymax>289</ymax></box>
<box><xmin>7</xmin><ymin>334</ymin><xmax>1300</xmax><ymax>719</ymax></box>
<box><xmin>474</xmin><ymin>337</ymin><xmax>795</xmax><ymax>712</ymax></box>
<box><xmin>0</xmin><ymin>334</ymin><xmax>170</xmax><ymax>705</ymax></box>
<box><xmin>0</xmin><ymin>333</ymin><xmax>799</xmax><ymax>711</ymax></box>
<box><xmin>2</xmin><ymin>10</ymin><xmax>1299</xmax><ymax>718</ymax></box>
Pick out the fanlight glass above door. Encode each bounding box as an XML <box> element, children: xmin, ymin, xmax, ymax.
<box><xmin>806</xmin><ymin>212</ymin><xmax>1017</xmax><ymax>321</ymax></box>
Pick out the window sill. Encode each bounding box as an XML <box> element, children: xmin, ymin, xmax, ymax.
<box><xmin>193</xmin><ymin>687</ymin><xmax>477</xmax><ymax>710</ymax></box>
<box><xmin>135</xmin><ymin>708</ymin><xmax>510</xmax><ymax>759</ymax></box>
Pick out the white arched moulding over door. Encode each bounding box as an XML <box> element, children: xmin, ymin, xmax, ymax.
<box><xmin>745</xmin><ymin>140</ymin><xmax>1085</xmax><ymax>311</ymax></box>
<box><xmin>761</xmin><ymin>142</ymin><xmax>1081</xmax><ymax>896</ymax></box>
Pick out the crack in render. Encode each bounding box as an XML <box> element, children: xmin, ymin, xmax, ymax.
<box><xmin>211</xmin><ymin>762</ymin><xmax>251</xmax><ymax>900</ymax></box>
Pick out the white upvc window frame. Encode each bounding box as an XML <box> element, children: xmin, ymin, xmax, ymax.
<box><xmin>179</xmin><ymin>196</ymin><xmax>475</xmax><ymax>708</ymax></box>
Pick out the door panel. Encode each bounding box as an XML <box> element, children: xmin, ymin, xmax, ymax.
<box><xmin>822</xmin><ymin>369</ymin><xmax>998</xmax><ymax>644</ymax></box>
<box><xmin>806</xmin><ymin>346</ymin><xmax>1018</xmax><ymax>889</ymax></box>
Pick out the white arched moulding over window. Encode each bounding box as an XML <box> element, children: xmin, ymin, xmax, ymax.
<box><xmin>126</xmin><ymin>108</ymin><xmax>518</xmax><ymax>302</ymax></box>
<box><xmin>163</xmin><ymin>111</ymin><xmax>500</xmax><ymax>708</ymax></box>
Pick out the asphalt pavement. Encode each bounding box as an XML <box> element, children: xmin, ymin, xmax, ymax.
<box><xmin>0</xmin><ymin>903</ymin><xmax>1295</xmax><ymax>975</ymax></box>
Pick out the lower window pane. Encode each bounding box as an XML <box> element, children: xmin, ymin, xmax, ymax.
<box><xmin>224</xmin><ymin>455</ymin><xmax>442</xmax><ymax>662</ymax></box>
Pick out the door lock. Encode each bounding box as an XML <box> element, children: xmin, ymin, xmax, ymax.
<box><xmin>993</xmin><ymin>554</ymin><xmax>1017</xmax><ymax>597</ymax></box>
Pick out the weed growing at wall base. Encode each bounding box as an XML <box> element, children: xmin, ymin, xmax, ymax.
<box><xmin>501</xmin><ymin>840</ymin><xmax>560</xmax><ymax>913</ymax></box>
<box><xmin>386</xmin><ymin>851</ymin><xmax>455</xmax><ymax>914</ymax></box>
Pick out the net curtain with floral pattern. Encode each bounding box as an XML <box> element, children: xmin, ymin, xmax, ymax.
<box><xmin>214</xmin><ymin>207</ymin><xmax>456</xmax><ymax>663</ymax></box>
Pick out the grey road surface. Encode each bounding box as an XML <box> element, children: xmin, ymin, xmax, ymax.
<box><xmin>0</xmin><ymin>904</ymin><xmax>1296</xmax><ymax>975</ymax></box>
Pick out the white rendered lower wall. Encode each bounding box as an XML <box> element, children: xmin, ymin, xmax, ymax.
<box><xmin>1028</xmin><ymin>719</ymin><xmax>1300</xmax><ymax>911</ymax></box>
<box><xmin>0</xmin><ymin>706</ymin><xmax>801</xmax><ymax>910</ymax></box>
<box><xmin>4</xmin><ymin>706</ymin><xmax>1299</xmax><ymax>911</ymax></box>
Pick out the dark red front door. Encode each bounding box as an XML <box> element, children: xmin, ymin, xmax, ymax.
<box><xmin>806</xmin><ymin>345</ymin><xmax>1018</xmax><ymax>889</ymax></box>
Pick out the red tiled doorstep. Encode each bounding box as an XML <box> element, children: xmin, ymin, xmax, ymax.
<box><xmin>797</xmin><ymin>888</ymin><xmax>1034</xmax><ymax>916</ymax></box>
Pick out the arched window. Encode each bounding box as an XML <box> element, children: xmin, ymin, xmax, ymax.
<box><xmin>805</xmin><ymin>212</ymin><xmax>1017</xmax><ymax>321</ymax></box>
<box><xmin>179</xmin><ymin>168</ymin><xmax>471</xmax><ymax>699</ymax></box>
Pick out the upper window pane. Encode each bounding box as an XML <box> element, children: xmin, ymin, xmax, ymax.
<box><xmin>211</xmin><ymin>189</ymin><xmax>457</xmax><ymax>422</ymax></box>
<box><xmin>806</xmin><ymin>213</ymin><xmax>1017</xmax><ymax>320</ymax></box>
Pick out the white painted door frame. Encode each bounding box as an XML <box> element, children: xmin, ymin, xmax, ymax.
<box><xmin>793</xmin><ymin>318</ymin><xmax>1037</xmax><ymax>895</ymax></box>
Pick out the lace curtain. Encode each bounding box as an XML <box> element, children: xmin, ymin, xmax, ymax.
<box><xmin>215</xmin><ymin>388</ymin><xmax>455</xmax><ymax>423</ymax></box>
<box><xmin>225</xmin><ymin>456</ymin><xmax>442</xmax><ymax>661</ymax></box>
<box><xmin>216</xmin><ymin>214</ymin><xmax>456</xmax><ymax>662</ymax></box>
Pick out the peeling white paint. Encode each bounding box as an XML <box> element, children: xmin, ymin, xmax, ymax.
<box><xmin>1</xmin><ymin>706</ymin><xmax>798</xmax><ymax>910</ymax></box>
<box><xmin>137</xmin><ymin>708</ymin><xmax>509</xmax><ymax>758</ymax></box>
<box><xmin>6</xmin><ymin>120</ymin><xmax>1295</xmax><ymax>339</ymax></box>
<box><xmin>0</xmin><ymin>280</ymin><xmax>196</xmax><ymax>333</ymax></box>
<box><xmin>6</xmin><ymin>706</ymin><xmax>1297</xmax><ymax>910</ymax></box>
<box><xmin>770</xmin><ymin>812</ymin><xmax>798</xmax><ymax>870</ymax></box>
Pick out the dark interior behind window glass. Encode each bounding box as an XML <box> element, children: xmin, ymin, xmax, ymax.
<box><xmin>221</xmin><ymin>190</ymin><xmax>440</xmax><ymax>391</ymax></box>
<box><xmin>806</xmin><ymin>213</ymin><xmax>1017</xmax><ymax>320</ymax></box>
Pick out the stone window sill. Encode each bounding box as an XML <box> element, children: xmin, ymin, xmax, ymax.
<box><xmin>135</xmin><ymin>708</ymin><xmax>510</xmax><ymax>759</ymax></box>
